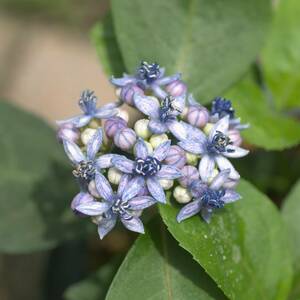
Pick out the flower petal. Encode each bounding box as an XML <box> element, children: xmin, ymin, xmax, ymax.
<box><xmin>223</xmin><ymin>146</ymin><xmax>249</xmax><ymax>158</ymax></box>
<box><xmin>168</xmin><ymin>120</ymin><xmax>188</xmax><ymax>140</ymax></box>
<box><xmin>146</xmin><ymin>177</ymin><xmax>166</xmax><ymax>203</ymax></box>
<box><xmin>76</xmin><ymin>201</ymin><xmax>111</xmax><ymax>216</ymax></box>
<box><xmin>157</xmin><ymin>165</ymin><xmax>182</xmax><ymax>179</ymax></box>
<box><xmin>122</xmin><ymin>176</ymin><xmax>145</xmax><ymax>202</ymax></box>
<box><xmin>148</xmin><ymin>119</ymin><xmax>168</xmax><ymax>134</ymax></box>
<box><xmin>128</xmin><ymin>196</ymin><xmax>156</xmax><ymax>210</ymax></box>
<box><xmin>71</xmin><ymin>192</ymin><xmax>94</xmax><ymax>212</ymax></box>
<box><xmin>201</xmin><ymin>208</ymin><xmax>212</xmax><ymax>223</ymax></box>
<box><xmin>199</xmin><ymin>154</ymin><xmax>216</xmax><ymax>183</ymax></box>
<box><xmin>134</xmin><ymin>93</ymin><xmax>160</xmax><ymax>118</ymax></box>
<box><xmin>178</xmin><ymin>140</ymin><xmax>204</xmax><ymax>155</ymax></box>
<box><xmin>112</xmin><ymin>156</ymin><xmax>135</xmax><ymax>174</ymax></box>
<box><xmin>210</xmin><ymin>169</ymin><xmax>231</xmax><ymax>190</ymax></box>
<box><xmin>94</xmin><ymin>107</ymin><xmax>118</xmax><ymax>119</ymax></box>
<box><xmin>86</xmin><ymin>128</ymin><xmax>103</xmax><ymax>160</ymax></box>
<box><xmin>63</xmin><ymin>139</ymin><xmax>85</xmax><ymax>164</ymax></box>
<box><xmin>222</xmin><ymin>190</ymin><xmax>241</xmax><ymax>203</ymax></box>
<box><xmin>155</xmin><ymin>73</ymin><xmax>181</xmax><ymax>85</ymax></box>
<box><xmin>120</xmin><ymin>216</ymin><xmax>145</xmax><ymax>234</ymax></box>
<box><xmin>209</xmin><ymin>115</ymin><xmax>230</xmax><ymax>141</ymax></box>
<box><xmin>181</xmin><ymin>121</ymin><xmax>207</xmax><ymax>142</ymax></box>
<box><xmin>176</xmin><ymin>200</ymin><xmax>202</xmax><ymax>223</ymax></box>
<box><xmin>153</xmin><ymin>140</ymin><xmax>171</xmax><ymax>161</ymax></box>
<box><xmin>151</xmin><ymin>84</ymin><xmax>167</xmax><ymax>98</ymax></box>
<box><xmin>117</xmin><ymin>174</ymin><xmax>132</xmax><ymax>196</ymax></box>
<box><xmin>95</xmin><ymin>154</ymin><xmax>122</xmax><ymax>169</ymax></box>
<box><xmin>215</xmin><ymin>155</ymin><xmax>240</xmax><ymax>180</ymax></box>
<box><xmin>110</xmin><ymin>76</ymin><xmax>135</xmax><ymax>87</ymax></box>
<box><xmin>98</xmin><ymin>212</ymin><xmax>117</xmax><ymax>239</ymax></box>
<box><xmin>95</xmin><ymin>172</ymin><xmax>114</xmax><ymax>201</ymax></box>
<box><xmin>57</xmin><ymin>114</ymin><xmax>91</xmax><ymax>128</ymax></box>
<box><xmin>134</xmin><ymin>138</ymin><xmax>149</xmax><ymax>159</ymax></box>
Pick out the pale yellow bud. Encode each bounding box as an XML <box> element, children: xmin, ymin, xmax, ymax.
<box><xmin>88</xmin><ymin>119</ymin><xmax>101</xmax><ymax>129</ymax></box>
<box><xmin>115</xmin><ymin>88</ymin><xmax>121</xmax><ymax>98</ymax></box>
<box><xmin>186</xmin><ymin>152</ymin><xmax>200</xmax><ymax>166</ymax></box>
<box><xmin>134</xmin><ymin>119</ymin><xmax>151</xmax><ymax>139</ymax></box>
<box><xmin>81</xmin><ymin>128</ymin><xmax>97</xmax><ymax>145</ymax></box>
<box><xmin>149</xmin><ymin>134</ymin><xmax>169</xmax><ymax>149</ymax></box>
<box><xmin>203</xmin><ymin>123</ymin><xmax>214</xmax><ymax>135</ymax></box>
<box><xmin>159</xmin><ymin>179</ymin><xmax>174</xmax><ymax>190</ymax></box>
<box><xmin>108</xmin><ymin>167</ymin><xmax>122</xmax><ymax>185</ymax></box>
<box><xmin>181</xmin><ymin>106</ymin><xmax>189</xmax><ymax>119</ymax></box>
<box><xmin>88</xmin><ymin>180</ymin><xmax>100</xmax><ymax>198</ymax></box>
<box><xmin>207</xmin><ymin>168</ymin><xmax>219</xmax><ymax>184</ymax></box>
<box><xmin>173</xmin><ymin>186</ymin><xmax>192</xmax><ymax>204</ymax></box>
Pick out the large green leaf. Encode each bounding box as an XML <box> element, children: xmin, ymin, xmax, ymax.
<box><xmin>0</xmin><ymin>101</ymin><xmax>85</xmax><ymax>253</ymax></box>
<box><xmin>110</xmin><ymin>0</ymin><xmax>271</xmax><ymax>102</ymax></box>
<box><xmin>261</xmin><ymin>0</ymin><xmax>300</xmax><ymax>110</ymax></box>
<box><xmin>282</xmin><ymin>180</ymin><xmax>300</xmax><ymax>299</ymax></box>
<box><xmin>159</xmin><ymin>180</ymin><xmax>293</xmax><ymax>300</ymax></box>
<box><xmin>106</xmin><ymin>219</ymin><xmax>226</xmax><ymax>300</ymax></box>
<box><xmin>225</xmin><ymin>74</ymin><xmax>300</xmax><ymax>150</ymax></box>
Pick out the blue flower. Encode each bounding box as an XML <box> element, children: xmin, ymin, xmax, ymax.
<box><xmin>112</xmin><ymin>138</ymin><xmax>182</xmax><ymax>204</ymax></box>
<box><xmin>133</xmin><ymin>93</ymin><xmax>187</xmax><ymax>140</ymax></box>
<box><xmin>57</xmin><ymin>90</ymin><xmax>119</xmax><ymax>128</ymax></box>
<box><xmin>178</xmin><ymin>116</ymin><xmax>249</xmax><ymax>181</ymax></box>
<box><xmin>177</xmin><ymin>169</ymin><xmax>241</xmax><ymax>223</ymax></box>
<box><xmin>75</xmin><ymin>172</ymin><xmax>156</xmax><ymax>238</ymax></box>
<box><xmin>111</xmin><ymin>61</ymin><xmax>181</xmax><ymax>99</ymax></box>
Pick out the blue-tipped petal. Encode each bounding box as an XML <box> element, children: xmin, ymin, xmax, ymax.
<box><xmin>146</xmin><ymin>177</ymin><xmax>166</xmax><ymax>204</ymax></box>
<box><xmin>86</xmin><ymin>128</ymin><xmax>103</xmax><ymax>160</ymax></box>
<box><xmin>120</xmin><ymin>215</ymin><xmax>145</xmax><ymax>234</ymax></box>
<box><xmin>157</xmin><ymin>165</ymin><xmax>181</xmax><ymax>179</ymax></box>
<box><xmin>199</xmin><ymin>154</ymin><xmax>215</xmax><ymax>183</ymax></box>
<box><xmin>134</xmin><ymin>138</ymin><xmax>149</xmax><ymax>159</ymax></box>
<box><xmin>97</xmin><ymin>212</ymin><xmax>117</xmax><ymax>239</ymax></box>
<box><xmin>222</xmin><ymin>190</ymin><xmax>241</xmax><ymax>203</ymax></box>
<box><xmin>63</xmin><ymin>139</ymin><xmax>85</xmax><ymax>165</ymax></box>
<box><xmin>176</xmin><ymin>200</ymin><xmax>202</xmax><ymax>223</ymax></box>
<box><xmin>112</xmin><ymin>156</ymin><xmax>135</xmax><ymax>174</ymax></box>
<box><xmin>128</xmin><ymin>196</ymin><xmax>156</xmax><ymax>210</ymax></box>
<box><xmin>122</xmin><ymin>176</ymin><xmax>145</xmax><ymax>202</ymax></box>
<box><xmin>76</xmin><ymin>201</ymin><xmax>111</xmax><ymax>216</ymax></box>
<box><xmin>153</xmin><ymin>140</ymin><xmax>171</xmax><ymax>161</ymax></box>
<box><xmin>148</xmin><ymin>119</ymin><xmax>168</xmax><ymax>134</ymax></box>
<box><xmin>95</xmin><ymin>172</ymin><xmax>114</xmax><ymax>201</ymax></box>
<box><xmin>134</xmin><ymin>93</ymin><xmax>160</xmax><ymax>119</ymax></box>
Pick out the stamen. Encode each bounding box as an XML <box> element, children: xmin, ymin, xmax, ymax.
<box><xmin>112</xmin><ymin>198</ymin><xmax>132</xmax><ymax>219</ymax></box>
<box><xmin>138</xmin><ymin>61</ymin><xmax>160</xmax><ymax>83</ymax></box>
<box><xmin>201</xmin><ymin>188</ymin><xmax>225</xmax><ymax>209</ymax></box>
<box><xmin>73</xmin><ymin>160</ymin><xmax>95</xmax><ymax>180</ymax></box>
<box><xmin>208</xmin><ymin>131</ymin><xmax>234</xmax><ymax>153</ymax></box>
<box><xmin>134</xmin><ymin>156</ymin><xmax>162</xmax><ymax>177</ymax></box>
<box><xmin>78</xmin><ymin>90</ymin><xmax>97</xmax><ymax>114</ymax></box>
<box><xmin>159</xmin><ymin>96</ymin><xmax>181</xmax><ymax>122</ymax></box>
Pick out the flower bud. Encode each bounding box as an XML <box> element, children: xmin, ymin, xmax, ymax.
<box><xmin>134</xmin><ymin>119</ymin><xmax>151</xmax><ymax>139</ymax></box>
<box><xmin>159</xmin><ymin>179</ymin><xmax>174</xmax><ymax>190</ymax></box>
<box><xmin>120</xmin><ymin>84</ymin><xmax>144</xmax><ymax>106</ymax></box>
<box><xmin>81</xmin><ymin>128</ymin><xmax>97</xmax><ymax>145</ymax></box>
<box><xmin>203</xmin><ymin>123</ymin><xmax>214</xmax><ymax>135</ymax></box>
<box><xmin>57</xmin><ymin>123</ymin><xmax>80</xmax><ymax>144</ymax></box>
<box><xmin>88</xmin><ymin>180</ymin><xmax>100</xmax><ymax>198</ymax></box>
<box><xmin>173</xmin><ymin>186</ymin><xmax>192</xmax><ymax>204</ymax></box>
<box><xmin>149</xmin><ymin>133</ymin><xmax>169</xmax><ymax>149</ymax></box>
<box><xmin>181</xmin><ymin>106</ymin><xmax>189</xmax><ymax>119</ymax></box>
<box><xmin>115</xmin><ymin>88</ymin><xmax>121</xmax><ymax>98</ymax></box>
<box><xmin>117</xmin><ymin>109</ymin><xmax>129</xmax><ymax>122</ymax></box>
<box><xmin>179</xmin><ymin>166</ymin><xmax>199</xmax><ymax>187</ymax></box>
<box><xmin>164</xmin><ymin>145</ymin><xmax>186</xmax><ymax>168</ymax></box>
<box><xmin>71</xmin><ymin>192</ymin><xmax>94</xmax><ymax>216</ymax></box>
<box><xmin>186</xmin><ymin>152</ymin><xmax>199</xmax><ymax>166</ymax></box>
<box><xmin>207</xmin><ymin>168</ymin><xmax>219</xmax><ymax>184</ymax></box>
<box><xmin>104</xmin><ymin>117</ymin><xmax>127</xmax><ymax>139</ymax></box>
<box><xmin>227</xmin><ymin>129</ymin><xmax>242</xmax><ymax>147</ymax></box>
<box><xmin>165</xmin><ymin>80</ymin><xmax>187</xmax><ymax>97</ymax></box>
<box><xmin>89</xmin><ymin>119</ymin><xmax>101</xmax><ymax>129</ymax></box>
<box><xmin>114</xmin><ymin>127</ymin><xmax>137</xmax><ymax>151</ymax></box>
<box><xmin>187</xmin><ymin>106</ymin><xmax>209</xmax><ymax>128</ymax></box>
<box><xmin>108</xmin><ymin>167</ymin><xmax>122</xmax><ymax>185</ymax></box>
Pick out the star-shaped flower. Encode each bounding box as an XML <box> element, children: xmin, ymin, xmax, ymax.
<box><xmin>75</xmin><ymin>172</ymin><xmax>156</xmax><ymax>239</ymax></box>
<box><xmin>112</xmin><ymin>138</ymin><xmax>182</xmax><ymax>204</ymax></box>
<box><xmin>178</xmin><ymin>116</ymin><xmax>249</xmax><ymax>181</ymax></box>
<box><xmin>177</xmin><ymin>169</ymin><xmax>241</xmax><ymax>223</ymax></box>
<box><xmin>57</xmin><ymin>90</ymin><xmax>119</xmax><ymax>128</ymax></box>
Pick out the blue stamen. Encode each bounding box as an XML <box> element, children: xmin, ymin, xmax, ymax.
<box><xmin>138</xmin><ymin>61</ymin><xmax>161</xmax><ymax>84</ymax></box>
<box><xmin>134</xmin><ymin>156</ymin><xmax>162</xmax><ymax>177</ymax></box>
<box><xmin>207</xmin><ymin>131</ymin><xmax>234</xmax><ymax>154</ymax></box>
<box><xmin>79</xmin><ymin>90</ymin><xmax>97</xmax><ymax>115</ymax></box>
<box><xmin>201</xmin><ymin>188</ymin><xmax>225</xmax><ymax>209</ymax></box>
<box><xmin>211</xmin><ymin>97</ymin><xmax>235</xmax><ymax>119</ymax></box>
<box><xmin>72</xmin><ymin>160</ymin><xmax>95</xmax><ymax>181</ymax></box>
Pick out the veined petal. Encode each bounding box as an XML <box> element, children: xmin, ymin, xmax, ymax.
<box><xmin>215</xmin><ymin>155</ymin><xmax>240</xmax><ymax>180</ymax></box>
<box><xmin>87</xmin><ymin>128</ymin><xmax>103</xmax><ymax>160</ymax></box>
<box><xmin>112</xmin><ymin>156</ymin><xmax>135</xmax><ymax>174</ymax></box>
<box><xmin>176</xmin><ymin>200</ymin><xmax>202</xmax><ymax>223</ymax></box>
<box><xmin>117</xmin><ymin>174</ymin><xmax>132</xmax><ymax>196</ymax></box>
<box><xmin>210</xmin><ymin>169</ymin><xmax>231</xmax><ymax>190</ymax></box>
<box><xmin>157</xmin><ymin>165</ymin><xmax>181</xmax><ymax>179</ymax></box>
<box><xmin>120</xmin><ymin>216</ymin><xmax>144</xmax><ymax>234</ymax></box>
<box><xmin>223</xmin><ymin>146</ymin><xmax>249</xmax><ymax>158</ymax></box>
<box><xmin>209</xmin><ymin>115</ymin><xmax>230</xmax><ymax>141</ymax></box>
<box><xmin>110</xmin><ymin>76</ymin><xmax>135</xmax><ymax>87</ymax></box>
<box><xmin>134</xmin><ymin>138</ymin><xmax>149</xmax><ymax>159</ymax></box>
<box><xmin>94</xmin><ymin>107</ymin><xmax>118</xmax><ymax>119</ymax></box>
<box><xmin>181</xmin><ymin>121</ymin><xmax>207</xmax><ymax>142</ymax></box>
<box><xmin>151</xmin><ymin>84</ymin><xmax>168</xmax><ymax>98</ymax></box>
<box><xmin>178</xmin><ymin>140</ymin><xmax>203</xmax><ymax>155</ymax></box>
<box><xmin>146</xmin><ymin>177</ymin><xmax>166</xmax><ymax>203</ymax></box>
<box><xmin>98</xmin><ymin>212</ymin><xmax>117</xmax><ymax>239</ymax></box>
<box><xmin>199</xmin><ymin>154</ymin><xmax>216</xmax><ymax>183</ymax></box>
<box><xmin>156</xmin><ymin>73</ymin><xmax>181</xmax><ymax>85</ymax></box>
<box><xmin>128</xmin><ymin>196</ymin><xmax>156</xmax><ymax>210</ymax></box>
<box><xmin>95</xmin><ymin>172</ymin><xmax>114</xmax><ymax>201</ymax></box>
<box><xmin>153</xmin><ymin>140</ymin><xmax>171</xmax><ymax>161</ymax></box>
<box><xmin>102</xmin><ymin>100</ymin><xmax>122</xmax><ymax>109</ymax></box>
<box><xmin>57</xmin><ymin>114</ymin><xmax>91</xmax><ymax>128</ymax></box>
<box><xmin>122</xmin><ymin>176</ymin><xmax>145</xmax><ymax>202</ymax></box>
<box><xmin>95</xmin><ymin>154</ymin><xmax>122</xmax><ymax>169</ymax></box>
<box><xmin>148</xmin><ymin>119</ymin><xmax>168</xmax><ymax>134</ymax></box>
<box><xmin>168</xmin><ymin>120</ymin><xmax>188</xmax><ymax>140</ymax></box>
<box><xmin>222</xmin><ymin>190</ymin><xmax>241</xmax><ymax>203</ymax></box>
<box><xmin>134</xmin><ymin>93</ymin><xmax>160</xmax><ymax>119</ymax></box>
<box><xmin>63</xmin><ymin>139</ymin><xmax>85</xmax><ymax>165</ymax></box>
<box><xmin>76</xmin><ymin>201</ymin><xmax>111</xmax><ymax>216</ymax></box>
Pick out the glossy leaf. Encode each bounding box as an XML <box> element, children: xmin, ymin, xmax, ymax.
<box><xmin>111</xmin><ymin>0</ymin><xmax>271</xmax><ymax>102</ymax></box>
<box><xmin>159</xmin><ymin>180</ymin><xmax>293</xmax><ymax>300</ymax></box>
<box><xmin>106</xmin><ymin>219</ymin><xmax>226</xmax><ymax>300</ymax></box>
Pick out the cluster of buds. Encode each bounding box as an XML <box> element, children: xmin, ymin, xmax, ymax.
<box><xmin>57</xmin><ymin>61</ymin><xmax>249</xmax><ymax>239</ymax></box>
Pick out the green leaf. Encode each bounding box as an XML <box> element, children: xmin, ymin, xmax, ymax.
<box><xmin>225</xmin><ymin>74</ymin><xmax>300</xmax><ymax>150</ymax></box>
<box><xmin>282</xmin><ymin>179</ymin><xmax>300</xmax><ymax>299</ymax></box>
<box><xmin>159</xmin><ymin>180</ymin><xmax>293</xmax><ymax>300</ymax></box>
<box><xmin>91</xmin><ymin>13</ymin><xmax>126</xmax><ymax>77</ymax></box>
<box><xmin>0</xmin><ymin>101</ymin><xmax>85</xmax><ymax>253</ymax></box>
<box><xmin>111</xmin><ymin>0</ymin><xmax>271</xmax><ymax>102</ymax></box>
<box><xmin>106</xmin><ymin>219</ymin><xmax>226</xmax><ymax>300</ymax></box>
<box><xmin>261</xmin><ymin>0</ymin><xmax>300</xmax><ymax>110</ymax></box>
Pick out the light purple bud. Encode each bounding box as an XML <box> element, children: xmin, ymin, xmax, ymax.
<box><xmin>165</xmin><ymin>80</ymin><xmax>187</xmax><ymax>97</ymax></box>
<box><xmin>120</xmin><ymin>84</ymin><xmax>144</xmax><ymax>106</ymax></box>
<box><xmin>179</xmin><ymin>165</ymin><xmax>199</xmax><ymax>187</ymax></box>
<box><xmin>71</xmin><ymin>193</ymin><xmax>94</xmax><ymax>217</ymax></box>
<box><xmin>56</xmin><ymin>123</ymin><xmax>80</xmax><ymax>143</ymax></box>
<box><xmin>114</xmin><ymin>127</ymin><xmax>137</xmax><ymax>151</ymax></box>
<box><xmin>228</xmin><ymin>129</ymin><xmax>242</xmax><ymax>146</ymax></box>
<box><xmin>164</xmin><ymin>145</ymin><xmax>186</xmax><ymax>169</ymax></box>
<box><xmin>187</xmin><ymin>106</ymin><xmax>209</xmax><ymax>128</ymax></box>
<box><xmin>104</xmin><ymin>117</ymin><xmax>127</xmax><ymax>139</ymax></box>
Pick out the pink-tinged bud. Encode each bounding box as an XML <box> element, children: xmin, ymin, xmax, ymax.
<box><xmin>164</xmin><ymin>145</ymin><xmax>186</xmax><ymax>169</ymax></box>
<box><xmin>71</xmin><ymin>193</ymin><xmax>94</xmax><ymax>216</ymax></box>
<box><xmin>165</xmin><ymin>80</ymin><xmax>187</xmax><ymax>97</ymax></box>
<box><xmin>227</xmin><ymin>129</ymin><xmax>242</xmax><ymax>146</ymax></box>
<box><xmin>56</xmin><ymin>123</ymin><xmax>80</xmax><ymax>143</ymax></box>
<box><xmin>187</xmin><ymin>106</ymin><xmax>209</xmax><ymax>128</ymax></box>
<box><xmin>179</xmin><ymin>165</ymin><xmax>199</xmax><ymax>187</ymax></box>
<box><xmin>114</xmin><ymin>127</ymin><xmax>137</xmax><ymax>151</ymax></box>
<box><xmin>104</xmin><ymin>117</ymin><xmax>127</xmax><ymax>139</ymax></box>
<box><xmin>120</xmin><ymin>84</ymin><xmax>144</xmax><ymax>106</ymax></box>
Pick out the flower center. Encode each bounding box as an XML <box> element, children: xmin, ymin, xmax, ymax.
<box><xmin>138</xmin><ymin>61</ymin><xmax>160</xmax><ymax>83</ymax></box>
<box><xmin>78</xmin><ymin>90</ymin><xmax>97</xmax><ymax>115</ymax></box>
<box><xmin>72</xmin><ymin>160</ymin><xmax>95</xmax><ymax>180</ymax></box>
<box><xmin>112</xmin><ymin>198</ymin><xmax>132</xmax><ymax>219</ymax></box>
<box><xmin>159</xmin><ymin>96</ymin><xmax>181</xmax><ymax>122</ymax></box>
<box><xmin>134</xmin><ymin>156</ymin><xmax>162</xmax><ymax>177</ymax></box>
<box><xmin>201</xmin><ymin>188</ymin><xmax>225</xmax><ymax>209</ymax></box>
<box><xmin>208</xmin><ymin>131</ymin><xmax>234</xmax><ymax>153</ymax></box>
<box><xmin>211</xmin><ymin>97</ymin><xmax>235</xmax><ymax>119</ymax></box>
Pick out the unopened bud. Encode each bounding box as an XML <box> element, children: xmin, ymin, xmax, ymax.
<box><xmin>165</xmin><ymin>80</ymin><xmax>187</xmax><ymax>97</ymax></box>
<box><xmin>114</xmin><ymin>127</ymin><xmax>137</xmax><ymax>151</ymax></box>
<box><xmin>57</xmin><ymin>123</ymin><xmax>80</xmax><ymax>143</ymax></box>
<box><xmin>120</xmin><ymin>84</ymin><xmax>144</xmax><ymax>106</ymax></box>
<box><xmin>186</xmin><ymin>152</ymin><xmax>200</xmax><ymax>166</ymax></box>
<box><xmin>159</xmin><ymin>179</ymin><xmax>174</xmax><ymax>190</ymax></box>
<box><xmin>134</xmin><ymin>119</ymin><xmax>151</xmax><ymax>139</ymax></box>
<box><xmin>164</xmin><ymin>145</ymin><xmax>186</xmax><ymax>168</ymax></box>
<box><xmin>117</xmin><ymin>109</ymin><xmax>129</xmax><ymax>122</ymax></box>
<box><xmin>187</xmin><ymin>106</ymin><xmax>209</xmax><ymax>128</ymax></box>
<box><xmin>149</xmin><ymin>133</ymin><xmax>169</xmax><ymax>149</ymax></box>
<box><xmin>108</xmin><ymin>167</ymin><xmax>122</xmax><ymax>185</ymax></box>
<box><xmin>81</xmin><ymin>128</ymin><xmax>97</xmax><ymax>145</ymax></box>
<box><xmin>173</xmin><ymin>186</ymin><xmax>192</xmax><ymax>204</ymax></box>
<box><xmin>104</xmin><ymin>117</ymin><xmax>127</xmax><ymax>139</ymax></box>
<box><xmin>203</xmin><ymin>123</ymin><xmax>214</xmax><ymax>135</ymax></box>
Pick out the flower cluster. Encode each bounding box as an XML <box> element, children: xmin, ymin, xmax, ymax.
<box><xmin>57</xmin><ymin>61</ymin><xmax>249</xmax><ymax>239</ymax></box>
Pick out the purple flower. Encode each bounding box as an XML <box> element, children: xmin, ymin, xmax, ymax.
<box><xmin>75</xmin><ymin>172</ymin><xmax>156</xmax><ymax>238</ymax></box>
<box><xmin>178</xmin><ymin>116</ymin><xmax>249</xmax><ymax>181</ymax></box>
<box><xmin>111</xmin><ymin>61</ymin><xmax>181</xmax><ymax>99</ymax></box>
<box><xmin>112</xmin><ymin>138</ymin><xmax>182</xmax><ymax>203</ymax></box>
<box><xmin>134</xmin><ymin>93</ymin><xmax>187</xmax><ymax>140</ymax></box>
<box><xmin>57</xmin><ymin>90</ymin><xmax>119</xmax><ymax>128</ymax></box>
<box><xmin>177</xmin><ymin>169</ymin><xmax>241</xmax><ymax>223</ymax></box>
